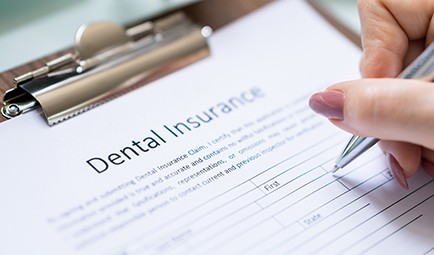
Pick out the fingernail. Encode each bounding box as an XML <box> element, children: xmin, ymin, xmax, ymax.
<box><xmin>421</xmin><ymin>159</ymin><xmax>434</xmax><ymax>179</ymax></box>
<box><xmin>309</xmin><ymin>90</ymin><xmax>344</xmax><ymax>120</ymax></box>
<box><xmin>386</xmin><ymin>153</ymin><xmax>409</xmax><ymax>190</ymax></box>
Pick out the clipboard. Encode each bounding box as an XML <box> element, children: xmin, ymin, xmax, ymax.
<box><xmin>0</xmin><ymin>0</ymin><xmax>274</xmax><ymax>125</ymax></box>
<box><xmin>2</xmin><ymin>2</ymin><xmax>433</xmax><ymax>254</ymax></box>
<box><xmin>0</xmin><ymin>0</ymin><xmax>357</xmax><ymax>126</ymax></box>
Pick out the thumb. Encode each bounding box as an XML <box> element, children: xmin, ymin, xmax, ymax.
<box><xmin>309</xmin><ymin>78</ymin><xmax>434</xmax><ymax>150</ymax></box>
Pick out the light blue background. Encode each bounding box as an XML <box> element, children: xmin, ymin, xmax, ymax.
<box><xmin>0</xmin><ymin>0</ymin><xmax>358</xmax><ymax>71</ymax></box>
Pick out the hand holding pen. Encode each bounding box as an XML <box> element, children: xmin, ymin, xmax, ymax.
<box><xmin>309</xmin><ymin>0</ymin><xmax>434</xmax><ymax>189</ymax></box>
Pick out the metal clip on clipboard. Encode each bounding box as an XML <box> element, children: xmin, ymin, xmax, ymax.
<box><xmin>1</xmin><ymin>13</ymin><xmax>212</xmax><ymax>125</ymax></box>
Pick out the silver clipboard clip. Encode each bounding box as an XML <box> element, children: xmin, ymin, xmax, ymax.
<box><xmin>1</xmin><ymin>12</ymin><xmax>212</xmax><ymax>125</ymax></box>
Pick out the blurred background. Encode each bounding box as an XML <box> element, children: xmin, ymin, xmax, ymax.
<box><xmin>0</xmin><ymin>0</ymin><xmax>358</xmax><ymax>71</ymax></box>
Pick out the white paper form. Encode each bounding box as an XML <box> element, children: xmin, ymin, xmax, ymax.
<box><xmin>0</xmin><ymin>0</ymin><xmax>432</xmax><ymax>254</ymax></box>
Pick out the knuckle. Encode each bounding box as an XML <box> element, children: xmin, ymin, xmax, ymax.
<box><xmin>356</xmin><ymin>0</ymin><xmax>364</xmax><ymax>9</ymax></box>
<box><xmin>357</xmin><ymin>0</ymin><xmax>372</xmax><ymax>10</ymax></box>
<box><xmin>357</xmin><ymin>0</ymin><xmax>381</xmax><ymax>15</ymax></box>
<box><xmin>348</xmin><ymin>84</ymin><xmax>381</xmax><ymax>124</ymax></box>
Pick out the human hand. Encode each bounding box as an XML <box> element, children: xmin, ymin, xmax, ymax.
<box><xmin>309</xmin><ymin>0</ymin><xmax>434</xmax><ymax>189</ymax></box>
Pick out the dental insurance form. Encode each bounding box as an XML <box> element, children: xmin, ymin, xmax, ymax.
<box><xmin>0</xmin><ymin>0</ymin><xmax>432</xmax><ymax>254</ymax></box>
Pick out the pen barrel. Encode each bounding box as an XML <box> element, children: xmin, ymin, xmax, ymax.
<box><xmin>11</xmin><ymin>24</ymin><xmax>210</xmax><ymax>125</ymax></box>
<box><xmin>399</xmin><ymin>41</ymin><xmax>434</xmax><ymax>79</ymax></box>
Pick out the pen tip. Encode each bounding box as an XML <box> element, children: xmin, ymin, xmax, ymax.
<box><xmin>331</xmin><ymin>165</ymin><xmax>340</xmax><ymax>173</ymax></box>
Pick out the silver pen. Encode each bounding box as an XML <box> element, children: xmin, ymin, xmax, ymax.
<box><xmin>333</xmin><ymin>41</ymin><xmax>434</xmax><ymax>173</ymax></box>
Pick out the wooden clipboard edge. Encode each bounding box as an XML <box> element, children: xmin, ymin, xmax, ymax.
<box><xmin>0</xmin><ymin>0</ymin><xmax>273</xmax><ymax>123</ymax></box>
<box><xmin>306</xmin><ymin>0</ymin><xmax>361</xmax><ymax>48</ymax></box>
